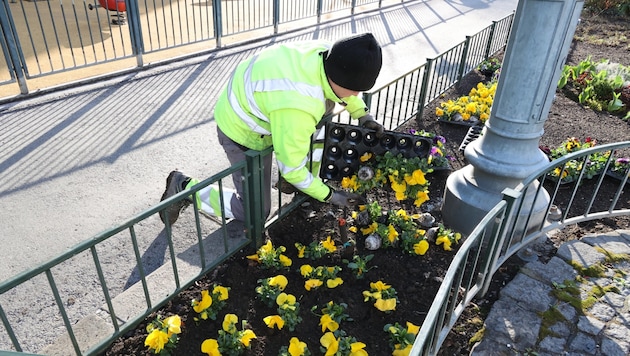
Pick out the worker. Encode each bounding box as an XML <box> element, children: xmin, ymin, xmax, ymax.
<box><xmin>160</xmin><ymin>33</ymin><xmax>384</xmax><ymax>226</ymax></box>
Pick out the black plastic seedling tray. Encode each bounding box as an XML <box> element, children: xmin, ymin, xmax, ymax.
<box><xmin>320</xmin><ymin>122</ymin><xmax>433</xmax><ymax>181</ymax></box>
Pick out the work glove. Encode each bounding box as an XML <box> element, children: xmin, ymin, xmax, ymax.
<box><xmin>328</xmin><ymin>190</ymin><xmax>366</xmax><ymax>207</ymax></box>
<box><xmin>359</xmin><ymin>114</ymin><xmax>384</xmax><ymax>137</ymax></box>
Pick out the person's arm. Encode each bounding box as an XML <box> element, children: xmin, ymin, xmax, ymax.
<box><xmin>270</xmin><ymin>108</ymin><xmax>332</xmax><ymax>202</ymax></box>
<box><xmin>342</xmin><ymin>95</ymin><xmax>384</xmax><ymax>136</ymax></box>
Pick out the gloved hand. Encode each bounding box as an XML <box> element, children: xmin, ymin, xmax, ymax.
<box><xmin>328</xmin><ymin>190</ymin><xmax>366</xmax><ymax>207</ymax></box>
<box><xmin>359</xmin><ymin>114</ymin><xmax>384</xmax><ymax>137</ymax></box>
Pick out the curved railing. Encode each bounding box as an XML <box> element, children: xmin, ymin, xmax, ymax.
<box><xmin>412</xmin><ymin>141</ymin><xmax>630</xmax><ymax>355</ymax></box>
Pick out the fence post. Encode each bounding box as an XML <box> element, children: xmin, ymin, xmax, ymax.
<box><xmin>480</xmin><ymin>188</ymin><xmax>520</xmax><ymax>295</ymax></box>
<box><xmin>351</xmin><ymin>0</ymin><xmax>357</xmax><ymax>15</ymax></box>
<box><xmin>273</xmin><ymin>0</ymin><xmax>280</xmax><ymax>34</ymax></box>
<box><xmin>484</xmin><ymin>21</ymin><xmax>498</xmax><ymax>60</ymax></box>
<box><xmin>415</xmin><ymin>58</ymin><xmax>433</xmax><ymax>124</ymax></box>
<box><xmin>457</xmin><ymin>36</ymin><xmax>471</xmax><ymax>82</ymax></box>
<box><xmin>213</xmin><ymin>0</ymin><xmax>223</xmax><ymax>48</ymax></box>
<box><xmin>244</xmin><ymin>150</ymin><xmax>265</xmax><ymax>248</ymax></box>
<box><xmin>125</xmin><ymin>0</ymin><xmax>144</xmax><ymax>67</ymax></box>
<box><xmin>0</xmin><ymin>0</ymin><xmax>28</xmax><ymax>94</ymax></box>
<box><xmin>316</xmin><ymin>0</ymin><xmax>323</xmax><ymax>23</ymax></box>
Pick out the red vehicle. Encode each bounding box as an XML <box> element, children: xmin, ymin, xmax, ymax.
<box><xmin>89</xmin><ymin>0</ymin><xmax>127</xmax><ymax>25</ymax></box>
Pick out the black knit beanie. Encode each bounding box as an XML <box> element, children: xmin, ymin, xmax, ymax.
<box><xmin>323</xmin><ymin>33</ymin><xmax>383</xmax><ymax>92</ymax></box>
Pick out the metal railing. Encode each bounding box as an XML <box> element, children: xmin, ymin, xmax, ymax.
<box><xmin>0</xmin><ymin>13</ymin><xmax>516</xmax><ymax>355</ymax></box>
<box><xmin>0</xmin><ymin>0</ymin><xmax>408</xmax><ymax>97</ymax></box>
<box><xmin>364</xmin><ymin>14</ymin><xmax>514</xmax><ymax>130</ymax></box>
<box><xmin>412</xmin><ymin>141</ymin><xmax>630</xmax><ymax>354</ymax></box>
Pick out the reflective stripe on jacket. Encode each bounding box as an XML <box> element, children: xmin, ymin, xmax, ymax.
<box><xmin>214</xmin><ymin>41</ymin><xmax>369</xmax><ymax>201</ymax></box>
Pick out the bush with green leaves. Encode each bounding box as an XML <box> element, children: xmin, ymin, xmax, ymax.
<box><xmin>558</xmin><ymin>56</ymin><xmax>630</xmax><ymax>120</ymax></box>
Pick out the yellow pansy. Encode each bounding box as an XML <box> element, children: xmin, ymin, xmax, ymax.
<box><xmin>305</xmin><ymin>279</ymin><xmax>323</xmax><ymax>291</ymax></box>
<box><xmin>414</xmin><ymin>240</ymin><xmax>430</xmax><ymax>255</ymax></box>
<box><xmin>436</xmin><ymin>235</ymin><xmax>452</xmax><ymax>251</ymax></box>
<box><xmin>193</xmin><ymin>290</ymin><xmax>212</xmax><ymax>314</ymax></box>
<box><xmin>387</xmin><ymin>224</ymin><xmax>399</xmax><ymax>243</ymax></box>
<box><xmin>360</xmin><ymin>152</ymin><xmax>373</xmax><ymax>162</ymax></box>
<box><xmin>392</xmin><ymin>344</ymin><xmax>413</xmax><ymax>356</ymax></box>
<box><xmin>374</xmin><ymin>297</ymin><xmax>397</xmax><ymax>312</ymax></box>
<box><xmin>295</xmin><ymin>243</ymin><xmax>306</xmax><ymax>258</ymax></box>
<box><xmin>370</xmin><ymin>280</ymin><xmax>391</xmax><ymax>291</ymax></box>
<box><xmin>326</xmin><ymin>277</ymin><xmax>344</xmax><ymax>288</ymax></box>
<box><xmin>350</xmin><ymin>341</ymin><xmax>368</xmax><ymax>356</ymax></box>
<box><xmin>276</xmin><ymin>292</ymin><xmax>296</xmax><ymax>306</ymax></box>
<box><xmin>300</xmin><ymin>264</ymin><xmax>313</xmax><ymax>277</ymax></box>
<box><xmin>320</xmin><ymin>332</ymin><xmax>339</xmax><ymax>356</ymax></box>
<box><xmin>240</xmin><ymin>329</ymin><xmax>256</xmax><ymax>347</ymax></box>
<box><xmin>390</xmin><ymin>179</ymin><xmax>406</xmax><ymax>193</ymax></box>
<box><xmin>263</xmin><ymin>315</ymin><xmax>285</xmax><ymax>330</ymax></box>
<box><xmin>288</xmin><ymin>337</ymin><xmax>308</xmax><ymax>356</ymax></box>
<box><xmin>144</xmin><ymin>329</ymin><xmax>169</xmax><ymax>353</ymax></box>
<box><xmin>201</xmin><ymin>338</ymin><xmax>221</xmax><ymax>356</ymax></box>
<box><xmin>435</xmin><ymin>107</ymin><xmax>444</xmax><ymax>116</ymax></box>
<box><xmin>414</xmin><ymin>191</ymin><xmax>429</xmax><ymax>207</ymax></box>
<box><xmin>360</xmin><ymin>222</ymin><xmax>378</xmax><ymax>235</ymax></box>
<box><xmin>213</xmin><ymin>285</ymin><xmax>229</xmax><ymax>301</ymax></box>
<box><xmin>222</xmin><ymin>314</ymin><xmax>238</xmax><ymax>333</ymax></box>
<box><xmin>279</xmin><ymin>254</ymin><xmax>292</xmax><ymax>266</ymax></box>
<box><xmin>349</xmin><ymin>226</ymin><xmax>358</xmax><ymax>233</ymax></box>
<box><xmin>245</xmin><ymin>254</ymin><xmax>260</xmax><ymax>262</ymax></box>
<box><xmin>407</xmin><ymin>321</ymin><xmax>420</xmax><ymax>335</ymax></box>
<box><xmin>321</xmin><ymin>236</ymin><xmax>336</xmax><ymax>253</ymax></box>
<box><xmin>269</xmin><ymin>275</ymin><xmax>288</xmax><ymax>290</ymax></box>
<box><xmin>163</xmin><ymin>315</ymin><xmax>181</xmax><ymax>335</ymax></box>
<box><xmin>320</xmin><ymin>314</ymin><xmax>339</xmax><ymax>332</ymax></box>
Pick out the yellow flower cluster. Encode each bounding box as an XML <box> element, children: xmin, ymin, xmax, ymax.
<box><xmin>320</xmin><ymin>332</ymin><xmax>368</xmax><ymax>356</ymax></box>
<box><xmin>144</xmin><ymin>315</ymin><xmax>182</xmax><ymax>354</ymax></box>
<box><xmin>300</xmin><ymin>264</ymin><xmax>344</xmax><ymax>290</ymax></box>
<box><xmin>435</xmin><ymin>81</ymin><xmax>497</xmax><ymax>123</ymax></box>
<box><xmin>385</xmin><ymin>321</ymin><xmax>421</xmax><ymax>356</ymax></box>
<box><xmin>341</xmin><ymin>152</ymin><xmax>431</xmax><ymax>207</ymax></box>
<box><xmin>434</xmin><ymin>225</ymin><xmax>462</xmax><ymax>251</ymax></box>
<box><xmin>192</xmin><ymin>285</ymin><xmax>230</xmax><ymax>321</ymax></box>
<box><xmin>201</xmin><ymin>314</ymin><xmax>256</xmax><ymax>356</ymax></box>
<box><xmin>246</xmin><ymin>240</ymin><xmax>292</xmax><ymax>269</ymax></box>
<box><xmin>263</xmin><ymin>292</ymin><xmax>302</xmax><ymax>331</ymax></box>
<box><xmin>362</xmin><ymin>280</ymin><xmax>399</xmax><ymax>312</ymax></box>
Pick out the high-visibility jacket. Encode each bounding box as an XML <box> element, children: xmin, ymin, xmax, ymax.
<box><xmin>214</xmin><ymin>40</ymin><xmax>370</xmax><ymax>202</ymax></box>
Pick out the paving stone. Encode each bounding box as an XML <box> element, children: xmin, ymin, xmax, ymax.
<box><xmin>587</xmin><ymin>302</ymin><xmax>616</xmax><ymax>322</ymax></box>
<box><xmin>582</xmin><ymin>231</ymin><xmax>630</xmax><ymax>255</ymax></box>
<box><xmin>549</xmin><ymin>321</ymin><xmax>572</xmax><ymax>337</ymax></box>
<box><xmin>569</xmin><ymin>332</ymin><xmax>597</xmax><ymax>354</ymax></box>
<box><xmin>500</xmin><ymin>273</ymin><xmax>553</xmax><ymax>312</ymax></box>
<box><xmin>577</xmin><ymin>315</ymin><xmax>606</xmax><ymax>335</ymax></box>
<box><xmin>539</xmin><ymin>335</ymin><xmax>566</xmax><ymax>353</ymax></box>
<box><xmin>482</xmin><ymin>298</ymin><xmax>541</xmax><ymax>350</ymax></box>
<box><xmin>521</xmin><ymin>256</ymin><xmax>578</xmax><ymax>285</ymax></box>
<box><xmin>601</xmin><ymin>293</ymin><xmax>626</xmax><ymax>309</ymax></box>
<box><xmin>556</xmin><ymin>240</ymin><xmax>607</xmax><ymax>267</ymax></box>
<box><xmin>603</xmin><ymin>321</ymin><xmax>630</xmax><ymax>344</ymax></box>
<box><xmin>557</xmin><ymin>301</ymin><xmax>578</xmax><ymax>322</ymax></box>
<box><xmin>616</xmin><ymin>230</ymin><xmax>630</xmax><ymax>242</ymax></box>
<box><xmin>600</xmin><ymin>336</ymin><xmax>630</xmax><ymax>356</ymax></box>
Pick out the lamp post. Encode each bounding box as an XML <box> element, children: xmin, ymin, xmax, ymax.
<box><xmin>441</xmin><ymin>0</ymin><xmax>584</xmax><ymax>236</ymax></box>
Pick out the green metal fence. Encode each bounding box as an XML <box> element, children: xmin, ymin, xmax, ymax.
<box><xmin>0</xmin><ymin>0</ymin><xmax>410</xmax><ymax>96</ymax></box>
<box><xmin>412</xmin><ymin>141</ymin><xmax>630</xmax><ymax>354</ymax></box>
<box><xmin>364</xmin><ymin>15</ymin><xmax>514</xmax><ymax>130</ymax></box>
<box><xmin>0</xmin><ymin>12</ymin><xmax>519</xmax><ymax>356</ymax></box>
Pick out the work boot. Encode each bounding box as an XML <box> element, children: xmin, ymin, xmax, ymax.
<box><xmin>160</xmin><ymin>170</ymin><xmax>192</xmax><ymax>226</ymax></box>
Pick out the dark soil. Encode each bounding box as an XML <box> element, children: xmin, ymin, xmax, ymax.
<box><xmin>102</xmin><ymin>11</ymin><xmax>630</xmax><ymax>356</ymax></box>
